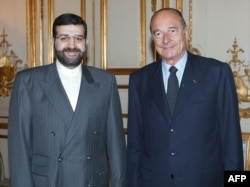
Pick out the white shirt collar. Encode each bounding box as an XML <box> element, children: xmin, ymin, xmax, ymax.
<box><xmin>162</xmin><ymin>50</ymin><xmax>187</xmax><ymax>75</ymax></box>
<box><xmin>56</xmin><ymin>60</ymin><xmax>82</xmax><ymax>78</ymax></box>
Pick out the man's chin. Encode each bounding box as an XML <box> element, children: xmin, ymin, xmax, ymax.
<box><xmin>61</xmin><ymin>61</ymin><xmax>81</xmax><ymax>68</ymax></box>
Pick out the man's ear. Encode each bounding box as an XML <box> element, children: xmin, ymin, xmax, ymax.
<box><xmin>184</xmin><ymin>25</ymin><xmax>189</xmax><ymax>42</ymax></box>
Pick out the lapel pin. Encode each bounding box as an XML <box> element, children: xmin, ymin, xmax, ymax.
<box><xmin>193</xmin><ymin>80</ymin><xmax>197</xmax><ymax>84</ymax></box>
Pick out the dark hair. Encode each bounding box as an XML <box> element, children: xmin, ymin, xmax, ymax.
<box><xmin>150</xmin><ymin>8</ymin><xmax>187</xmax><ymax>33</ymax></box>
<box><xmin>52</xmin><ymin>13</ymin><xmax>87</xmax><ymax>38</ymax></box>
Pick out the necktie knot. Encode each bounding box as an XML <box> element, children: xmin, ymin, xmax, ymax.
<box><xmin>169</xmin><ymin>66</ymin><xmax>178</xmax><ymax>74</ymax></box>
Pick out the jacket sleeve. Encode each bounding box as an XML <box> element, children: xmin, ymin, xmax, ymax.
<box><xmin>8</xmin><ymin>72</ymin><xmax>34</xmax><ymax>187</ymax></box>
<box><xmin>217</xmin><ymin>63</ymin><xmax>244</xmax><ymax>170</ymax></box>
<box><xmin>127</xmin><ymin>74</ymin><xmax>143</xmax><ymax>187</ymax></box>
<box><xmin>107</xmin><ymin>75</ymin><xmax>128</xmax><ymax>187</ymax></box>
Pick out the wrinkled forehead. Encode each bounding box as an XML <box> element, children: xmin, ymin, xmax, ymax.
<box><xmin>150</xmin><ymin>11</ymin><xmax>182</xmax><ymax>30</ymax></box>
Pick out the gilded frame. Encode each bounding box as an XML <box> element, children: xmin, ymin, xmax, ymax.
<box><xmin>26</xmin><ymin>0</ymin><xmax>38</xmax><ymax>67</ymax></box>
<box><xmin>0</xmin><ymin>122</ymin><xmax>8</xmax><ymax>139</ymax></box>
<box><xmin>100</xmin><ymin>0</ymin><xmax>147</xmax><ymax>75</ymax></box>
<box><xmin>242</xmin><ymin>132</ymin><xmax>250</xmax><ymax>170</ymax></box>
<box><xmin>178</xmin><ymin>0</ymin><xmax>201</xmax><ymax>55</ymax></box>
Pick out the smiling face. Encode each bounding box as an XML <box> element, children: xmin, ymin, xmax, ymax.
<box><xmin>53</xmin><ymin>24</ymin><xmax>88</xmax><ymax>68</ymax></box>
<box><xmin>150</xmin><ymin>10</ymin><xmax>188</xmax><ymax>65</ymax></box>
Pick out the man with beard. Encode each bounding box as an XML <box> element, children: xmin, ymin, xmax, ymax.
<box><xmin>8</xmin><ymin>13</ymin><xmax>127</xmax><ymax>187</ymax></box>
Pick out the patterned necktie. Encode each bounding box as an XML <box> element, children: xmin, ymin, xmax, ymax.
<box><xmin>167</xmin><ymin>66</ymin><xmax>179</xmax><ymax>115</ymax></box>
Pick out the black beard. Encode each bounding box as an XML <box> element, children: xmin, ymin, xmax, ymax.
<box><xmin>55</xmin><ymin>48</ymin><xmax>84</xmax><ymax>68</ymax></box>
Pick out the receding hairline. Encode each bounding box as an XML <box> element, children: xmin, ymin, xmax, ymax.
<box><xmin>150</xmin><ymin>8</ymin><xmax>187</xmax><ymax>32</ymax></box>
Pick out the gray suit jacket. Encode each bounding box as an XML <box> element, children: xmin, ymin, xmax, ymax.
<box><xmin>8</xmin><ymin>63</ymin><xmax>127</xmax><ymax>187</ymax></box>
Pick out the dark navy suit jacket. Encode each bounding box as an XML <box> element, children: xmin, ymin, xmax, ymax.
<box><xmin>127</xmin><ymin>52</ymin><xmax>243</xmax><ymax>187</ymax></box>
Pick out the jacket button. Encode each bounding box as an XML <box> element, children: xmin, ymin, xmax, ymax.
<box><xmin>51</xmin><ymin>132</ymin><xmax>55</xmax><ymax>136</ymax></box>
<box><xmin>170</xmin><ymin>128</ymin><xmax>175</xmax><ymax>133</ymax></box>
<box><xmin>170</xmin><ymin>174</ymin><xmax>174</xmax><ymax>179</ymax></box>
<box><xmin>58</xmin><ymin>157</ymin><xmax>63</xmax><ymax>162</ymax></box>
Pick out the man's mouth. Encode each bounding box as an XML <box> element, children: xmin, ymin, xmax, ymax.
<box><xmin>64</xmin><ymin>49</ymin><xmax>80</xmax><ymax>57</ymax></box>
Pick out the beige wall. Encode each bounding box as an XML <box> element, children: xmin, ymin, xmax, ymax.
<box><xmin>1</xmin><ymin>0</ymin><xmax>250</xmax><ymax>178</ymax></box>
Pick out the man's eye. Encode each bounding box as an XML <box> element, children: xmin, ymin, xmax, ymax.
<box><xmin>154</xmin><ymin>31</ymin><xmax>162</xmax><ymax>37</ymax></box>
<box><xmin>60</xmin><ymin>37</ymin><xmax>67</xmax><ymax>41</ymax></box>
<box><xmin>76</xmin><ymin>37</ymin><xmax>84</xmax><ymax>41</ymax></box>
<box><xmin>169</xmin><ymin>29</ymin><xmax>177</xmax><ymax>33</ymax></box>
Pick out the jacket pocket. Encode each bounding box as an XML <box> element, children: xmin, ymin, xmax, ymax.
<box><xmin>31</xmin><ymin>154</ymin><xmax>49</xmax><ymax>176</ymax></box>
<box><xmin>200</xmin><ymin>165</ymin><xmax>223</xmax><ymax>186</ymax></box>
<box><xmin>98</xmin><ymin>170</ymin><xmax>109</xmax><ymax>186</ymax></box>
<box><xmin>32</xmin><ymin>173</ymin><xmax>48</xmax><ymax>187</ymax></box>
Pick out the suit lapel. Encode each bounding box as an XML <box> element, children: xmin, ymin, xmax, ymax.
<box><xmin>174</xmin><ymin>53</ymin><xmax>202</xmax><ymax>117</ymax></box>
<box><xmin>149</xmin><ymin>62</ymin><xmax>171</xmax><ymax>124</ymax></box>
<box><xmin>40</xmin><ymin>63</ymin><xmax>73</xmax><ymax>124</ymax></box>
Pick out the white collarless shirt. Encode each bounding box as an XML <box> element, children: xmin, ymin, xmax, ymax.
<box><xmin>56</xmin><ymin>61</ymin><xmax>82</xmax><ymax>111</ymax></box>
